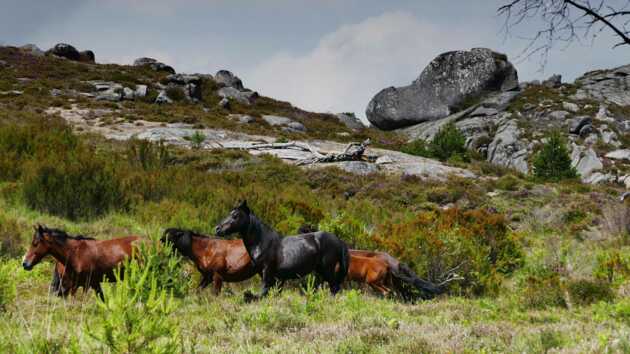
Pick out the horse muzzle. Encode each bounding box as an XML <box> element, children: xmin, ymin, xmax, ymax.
<box><xmin>22</xmin><ymin>261</ymin><xmax>33</xmax><ymax>271</ymax></box>
<box><xmin>215</xmin><ymin>225</ymin><xmax>226</xmax><ymax>237</ymax></box>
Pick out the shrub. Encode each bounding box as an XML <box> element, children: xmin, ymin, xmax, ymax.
<box><xmin>89</xmin><ymin>244</ymin><xmax>182</xmax><ymax>353</ymax></box>
<box><xmin>0</xmin><ymin>259</ymin><xmax>17</xmax><ymax>311</ymax></box>
<box><xmin>566</xmin><ymin>278</ymin><xmax>614</xmax><ymax>306</ymax></box>
<box><xmin>0</xmin><ymin>215</ymin><xmax>23</xmax><ymax>258</ymax></box>
<box><xmin>22</xmin><ymin>149</ymin><xmax>125</xmax><ymax>220</ymax></box>
<box><xmin>521</xmin><ymin>271</ymin><xmax>567</xmax><ymax>309</ymax></box>
<box><xmin>187</xmin><ymin>131</ymin><xmax>206</xmax><ymax>150</ymax></box>
<box><xmin>532</xmin><ymin>131</ymin><xmax>577</xmax><ymax>181</ymax></box>
<box><xmin>428</xmin><ymin>122</ymin><xmax>467</xmax><ymax>161</ymax></box>
<box><xmin>127</xmin><ymin>139</ymin><xmax>171</xmax><ymax>171</ymax></box>
<box><xmin>594</xmin><ymin>250</ymin><xmax>630</xmax><ymax>285</ymax></box>
<box><xmin>495</xmin><ymin>174</ymin><xmax>521</xmax><ymax>191</ymax></box>
<box><xmin>165</xmin><ymin>86</ymin><xmax>186</xmax><ymax>102</ymax></box>
<box><xmin>400</xmin><ymin>139</ymin><xmax>431</xmax><ymax>158</ymax></box>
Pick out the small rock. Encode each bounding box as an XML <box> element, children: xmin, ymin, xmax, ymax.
<box><xmin>568</xmin><ymin>116</ymin><xmax>592</xmax><ymax>134</ymax></box>
<box><xmin>283</xmin><ymin>121</ymin><xmax>306</xmax><ymax>133</ymax></box>
<box><xmin>469</xmin><ymin>106</ymin><xmax>499</xmax><ymax>117</ymax></box>
<box><xmin>155</xmin><ymin>90</ymin><xmax>172</xmax><ymax>104</ymax></box>
<box><xmin>229</xmin><ymin>114</ymin><xmax>255</xmax><ymax>124</ymax></box>
<box><xmin>620</xmin><ymin>191</ymin><xmax>630</xmax><ymax>202</ymax></box>
<box><xmin>263</xmin><ymin>115</ymin><xmax>294</xmax><ymax>126</ymax></box>
<box><xmin>606</xmin><ymin>149</ymin><xmax>630</xmax><ymax>161</ymax></box>
<box><xmin>335</xmin><ymin>113</ymin><xmax>365</xmax><ymax>130</ymax></box>
<box><xmin>0</xmin><ymin>60</ymin><xmax>7</xmax><ymax>68</ymax></box>
<box><xmin>562</xmin><ymin>102</ymin><xmax>579</xmax><ymax>112</ymax></box>
<box><xmin>579</xmin><ymin>124</ymin><xmax>593</xmax><ymax>137</ymax></box>
<box><xmin>219</xmin><ymin>97</ymin><xmax>230</xmax><ymax>109</ymax></box>
<box><xmin>542</xmin><ymin>74</ymin><xmax>562</xmax><ymax>88</ymax></box>
<box><xmin>50</xmin><ymin>89</ymin><xmax>63</xmax><ymax>97</ymax></box>
<box><xmin>548</xmin><ymin>111</ymin><xmax>570</xmax><ymax>120</ymax></box>
<box><xmin>375</xmin><ymin>155</ymin><xmax>394</xmax><ymax>165</ymax></box>
<box><xmin>135</xmin><ymin>85</ymin><xmax>148</xmax><ymax>98</ymax></box>
<box><xmin>122</xmin><ymin>87</ymin><xmax>135</xmax><ymax>100</ymax></box>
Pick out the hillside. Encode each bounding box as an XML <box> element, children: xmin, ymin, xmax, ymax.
<box><xmin>0</xmin><ymin>44</ymin><xmax>629</xmax><ymax>353</ymax></box>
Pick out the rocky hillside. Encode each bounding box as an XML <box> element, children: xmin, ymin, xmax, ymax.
<box><xmin>367</xmin><ymin>48</ymin><xmax>630</xmax><ymax>185</ymax></box>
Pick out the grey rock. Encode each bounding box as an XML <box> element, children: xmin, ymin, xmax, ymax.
<box><xmin>50</xmin><ymin>89</ymin><xmax>63</xmax><ymax>97</ymax></box>
<box><xmin>78</xmin><ymin>50</ymin><xmax>95</xmax><ymax>63</ymax></box>
<box><xmin>46</xmin><ymin>43</ymin><xmax>80</xmax><ymax>61</ymax></box>
<box><xmin>335</xmin><ymin>113</ymin><xmax>365</xmax><ymax>130</ymax></box>
<box><xmin>135</xmin><ymin>85</ymin><xmax>148</xmax><ymax>98</ymax></box>
<box><xmin>574</xmin><ymin>64</ymin><xmax>630</xmax><ymax>106</ymax></box>
<box><xmin>215</xmin><ymin>70</ymin><xmax>244</xmax><ymax>90</ymax></box>
<box><xmin>19</xmin><ymin>44</ymin><xmax>44</xmax><ymax>57</ymax></box>
<box><xmin>263</xmin><ymin>115</ymin><xmax>294</xmax><ymax>126</ymax></box>
<box><xmin>133</xmin><ymin>57</ymin><xmax>175</xmax><ymax>74</ymax></box>
<box><xmin>155</xmin><ymin>90</ymin><xmax>172</xmax><ymax>104</ymax></box>
<box><xmin>562</xmin><ymin>102</ymin><xmax>579</xmax><ymax>113</ymax></box>
<box><xmin>333</xmin><ymin>161</ymin><xmax>379</xmax><ymax>175</ymax></box>
<box><xmin>571</xmin><ymin>145</ymin><xmax>603</xmax><ymax>181</ymax></box>
<box><xmin>122</xmin><ymin>87</ymin><xmax>135</xmax><ymax>100</ymax></box>
<box><xmin>480</xmin><ymin>91</ymin><xmax>521</xmax><ymax>110</ymax></box>
<box><xmin>595</xmin><ymin>105</ymin><xmax>614</xmax><ymax>122</ymax></box>
<box><xmin>579</xmin><ymin>124</ymin><xmax>593</xmax><ymax>137</ymax></box>
<box><xmin>543</xmin><ymin>74</ymin><xmax>562</xmax><ymax>88</ymax></box>
<box><xmin>375</xmin><ymin>155</ymin><xmax>394</xmax><ymax>165</ymax></box>
<box><xmin>606</xmin><ymin>149</ymin><xmax>630</xmax><ymax>160</ymax></box>
<box><xmin>284</xmin><ymin>121</ymin><xmax>306</xmax><ymax>133</ymax></box>
<box><xmin>229</xmin><ymin>114</ymin><xmax>255</xmax><ymax>124</ymax></box>
<box><xmin>0</xmin><ymin>60</ymin><xmax>7</xmax><ymax>68</ymax></box>
<box><xmin>469</xmin><ymin>106</ymin><xmax>498</xmax><ymax>117</ymax></box>
<box><xmin>487</xmin><ymin>117</ymin><xmax>529</xmax><ymax>173</ymax></box>
<box><xmin>219</xmin><ymin>97</ymin><xmax>230</xmax><ymax>109</ymax></box>
<box><xmin>584</xmin><ymin>172</ymin><xmax>615</xmax><ymax>185</ymax></box>
<box><xmin>548</xmin><ymin>111</ymin><xmax>570</xmax><ymax>120</ymax></box>
<box><xmin>366</xmin><ymin>48</ymin><xmax>519</xmax><ymax>130</ymax></box>
<box><xmin>217</xmin><ymin>87</ymin><xmax>257</xmax><ymax>105</ymax></box>
<box><xmin>569</xmin><ymin>116</ymin><xmax>592</xmax><ymax>134</ymax></box>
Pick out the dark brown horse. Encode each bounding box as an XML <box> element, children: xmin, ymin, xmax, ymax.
<box><xmin>348</xmin><ymin>249</ymin><xmax>461</xmax><ymax>300</ymax></box>
<box><xmin>161</xmin><ymin>228</ymin><xmax>258</xmax><ymax>294</ymax></box>
<box><xmin>23</xmin><ymin>225</ymin><xmax>142</xmax><ymax>298</ymax></box>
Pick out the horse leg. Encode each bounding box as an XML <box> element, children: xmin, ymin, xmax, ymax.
<box><xmin>199</xmin><ymin>272</ymin><xmax>212</xmax><ymax>289</ymax></box>
<box><xmin>93</xmin><ymin>283</ymin><xmax>104</xmax><ymax>300</ymax></box>
<box><xmin>212</xmin><ymin>274</ymin><xmax>223</xmax><ymax>295</ymax></box>
<box><xmin>244</xmin><ymin>267</ymin><xmax>275</xmax><ymax>302</ymax></box>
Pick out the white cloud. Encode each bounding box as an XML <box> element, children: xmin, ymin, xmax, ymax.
<box><xmin>246</xmin><ymin>11</ymin><xmax>485</xmax><ymax>122</ymax></box>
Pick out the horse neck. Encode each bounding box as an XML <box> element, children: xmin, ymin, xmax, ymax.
<box><xmin>48</xmin><ymin>239</ymin><xmax>82</xmax><ymax>267</ymax></box>
<box><xmin>242</xmin><ymin>213</ymin><xmax>279</xmax><ymax>248</ymax></box>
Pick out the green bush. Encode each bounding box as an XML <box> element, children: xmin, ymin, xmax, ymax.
<box><xmin>429</xmin><ymin>122</ymin><xmax>468</xmax><ymax>161</ymax></box>
<box><xmin>495</xmin><ymin>174</ymin><xmax>521</xmax><ymax>191</ymax></box>
<box><xmin>89</xmin><ymin>244</ymin><xmax>182</xmax><ymax>353</ymax></box>
<box><xmin>567</xmin><ymin>278</ymin><xmax>614</xmax><ymax>306</ymax></box>
<box><xmin>520</xmin><ymin>271</ymin><xmax>567</xmax><ymax>309</ymax></box>
<box><xmin>0</xmin><ymin>259</ymin><xmax>17</xmax><ymax>311</ymax></box>
<box><xmin>400</xmin><ymin>139</ymin><xmax>431</xmax><ymax>158</ymax></box>
<box><xmin>22</xmin><ymin>150</ymin><xmax>125</xmax><ymax>220</ymax></box>
<box><xmin>532</xmin><ymin>131</ymin><xmax>577</xmax><ymax>181</ymax></box>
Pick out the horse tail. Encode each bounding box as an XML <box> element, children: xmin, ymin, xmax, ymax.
<box><xmin>391</xmin><ymin>262</ymin><xmax>443</xmax><ymax>299</ymax></box>
<box><xmin>336</xmin><ymin>241</ymin><xmax>350</xmax><ymax>284</ymax></box>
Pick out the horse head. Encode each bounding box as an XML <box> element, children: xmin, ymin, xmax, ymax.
<box><xmin>23</xmin><ymin>225</ymin><xmax>59</xmax><ymax>270</ymax></box>
<box><xmin>161</xmin><ymin>228</ymin><xmax>194</xmax><ymax>258</ymax></box>
<box><xmin>215</xmin><ymin>200</ymin><xmax>250</xmax><ymax>237</ymax></box>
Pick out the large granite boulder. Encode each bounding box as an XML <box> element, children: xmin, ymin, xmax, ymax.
<box><xmin>46</xmin><ymin>43</ymin><xmax>81</xmax><ymax>61</ymax></box>
<box><xmin>366</xmin><ymin>48</ymin><xmax>519</xmax><ymax>130</ymax></box>
<box><xmin>215</xmin><ymin>70</ymin><xmax>244</xmax><ymax>90</ymax></box>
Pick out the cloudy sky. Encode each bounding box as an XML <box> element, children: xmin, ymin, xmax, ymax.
<box><xmin>2</xmin><ymin>0</ymin><xmax>629</xmax><ymax>120</ymax></box>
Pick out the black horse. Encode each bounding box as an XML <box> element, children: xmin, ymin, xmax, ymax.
<box><xmin>215</xmin><ymin>200</ymin><xmax>349</xmax><ymax>301</ymax></box>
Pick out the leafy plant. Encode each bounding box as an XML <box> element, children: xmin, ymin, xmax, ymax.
<box><xmin>188</xmin><ymin>131</ymin><xmax>206</xmax><ymax>150</ymax></box>
<box><xmin>429</xmin><ymin>122</ymin><xmax>468</xmax><ymax>161</ymax></box>
<box><xmin>88</xmin><ymin>244</ymin><xmax>182</xmax><ymax>353</ymax></box>
<box><xmin>532</xmin><ymin>131</ymin><xmax>577</xmax><ymax>181</ymax></box>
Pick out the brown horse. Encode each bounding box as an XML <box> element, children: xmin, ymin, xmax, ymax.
<box><xmin>50</xmin><ymin>262</ymin><xmax>76</xmax><ymax>296</ymax></box>
<box><xmin>23</xmin><ymin>225</ymin><xmax>141</xmax><ymax>298</ymax></box>
<box><xmin>161</xmin><ymin>228</ymin><xmax>258</xmax><ymax>294</ymax></box>
<box><xmin>347</xmin><ymin>254</ymin><xmax>393</xmax><ymax>296</ymax></box>
<box><xmin>348</xmin><ymin>249</ymin><xmax>460</xmax><ymax>300</ymax></box>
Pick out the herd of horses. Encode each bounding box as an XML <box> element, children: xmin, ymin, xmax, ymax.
<box><xmin>22</xmin><ymin>200</ymin><xmax>459</xmax><ymax>301</ymax></box>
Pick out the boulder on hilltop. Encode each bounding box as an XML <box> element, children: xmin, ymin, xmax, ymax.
<box><xmin>366</xmin><ymin>48</ymin><xmax>519</xmax><ymax>130</ymax></box>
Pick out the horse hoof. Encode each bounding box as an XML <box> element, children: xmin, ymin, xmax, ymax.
<box><xmin>243</xmin><ymin>291</ymin><xmax>256</xmax><ymax>303</ymax></box>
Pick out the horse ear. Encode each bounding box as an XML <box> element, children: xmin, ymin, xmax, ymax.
<box><xmin>239</xmin><ymin>200</ymin><xmax>250</xmax><ymax>214</ymax></box>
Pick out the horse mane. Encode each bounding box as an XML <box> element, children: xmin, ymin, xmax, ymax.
<box><xmin>41</xmin><ymin>226</ymin><xmax>95</xmax><ymax>243</ymax></box>
<box><xmin>164</xmin><ymin>228</ymin><xmax>215</xmax><ymax>239</ymax></box>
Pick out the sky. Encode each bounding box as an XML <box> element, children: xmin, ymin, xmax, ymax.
<box><xmin>2</xmin><ymin>0</ymin><xmax>629</xmax><ymax>121</ymax></box>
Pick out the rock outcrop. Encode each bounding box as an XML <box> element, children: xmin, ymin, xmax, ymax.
<box><xmin>133</xmin><ymin>57</ymin><xmax>175</xmax><ymax>74</ymax></box>
<box><xmin>573</xmin><ymin>64</ymin><xmax>630</xmax><ymax>106</ymax></box>
<box><xmin>46</xmin><ymin>43</ymin><xmax>94</xmax><ymax>63</ymax></box>
<box><xmin>366</xmin><ymin>48</ymin><xmax>518</xmax><ymax>130</ymax></box>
